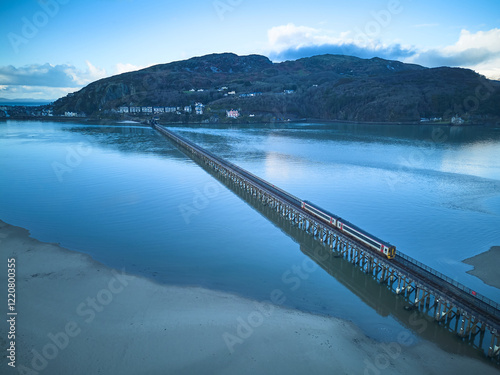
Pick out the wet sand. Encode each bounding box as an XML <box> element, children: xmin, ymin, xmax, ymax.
<box><xmin>0</xmin><ymin>219</ymin><xmax>498</xmax><ymax>375</ymax></box>
<box><xmin>463</xmin><ymin>246</ymin><xmax>500</xmax><ymax>289</ymax></box>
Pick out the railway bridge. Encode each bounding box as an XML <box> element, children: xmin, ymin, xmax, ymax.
<box><xmin>153</xmin><ymin>123</ymin><xmax>500</xmax><ymax>361</ymax></box>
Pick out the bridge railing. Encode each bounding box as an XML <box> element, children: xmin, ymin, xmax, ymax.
<box><xmin>397</xmin><ymin>252</ymin><xmax>500</xmax><ymax>317</ymax></box>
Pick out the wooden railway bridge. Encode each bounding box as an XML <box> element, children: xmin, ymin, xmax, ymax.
<box><xmin>153</xmin><ymin>123</ymin><xmax>500</xmax><ymax>361</ymax></box>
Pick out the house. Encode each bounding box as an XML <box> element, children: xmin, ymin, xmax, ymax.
<box><xmin>195</xmin><ymin>103</ymin><xmax>204</xmax><ymax>115</ymax></box>
<box><xmin>64</xmin><ymin>112</ymin><xmax>78</xmax><ymax>117</ymax></box>
<box><xmin>142</xmin><ymin>107</ymin><xmax>153</xmax><ymax>114</ymax></box>
<box><xmin>153</xmin><ymin>107</ymin><xmax>165</xmax><ymax>114</ymax></box>
<box><xmin>240</xmin><ymin>92</ymin><xmax>262</xmax><ymax>98</ymax></box>
<box><xmin>451</xmin><ymin>115</ymin><xmax>465</xmax><ymax>125</ymax></box>
<box><xmin>228</xmin><ymin>91</ymin><xmax>236</xmax><ymax>95</ymax></box>
<box><xmin>119</xmin><ymin>106</ymin><xmax>129</xmax><ymax>113</ymax></box>
<box><xmin>226</xmin><ymin>109</ymin><xmax>240</xmax><ymax>119</ymax></box>
<box><xmin>184</xmin><ymin>105</ymin><xmax>192</xmax><ymax>113</ymax></box>
<box><xmin>129</xmin><ymin>107</ymin><xmax>141</xmax><ymax>113</ymax></box>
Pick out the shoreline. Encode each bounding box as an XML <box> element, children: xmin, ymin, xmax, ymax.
<box><xmin>2</xmin><ymin>115</ymin><xmax>499</xmax><ymax>128</ymax></box>
<box><xmin>1</xmin><ymin>219</ymin><xmax>499</xmax><ymax>374</ymax></box>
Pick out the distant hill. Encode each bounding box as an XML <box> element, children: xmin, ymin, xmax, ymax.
<box><xmin>52</xmin><ymin>53</ymin><xmax>500</xmax><ymax>123</ymax></box>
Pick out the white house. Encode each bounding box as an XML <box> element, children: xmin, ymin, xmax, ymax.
<box><xmin>153</xmin><ymin>107</ymin><xmax>165</xmax><ymax>114</ymax></box>
<box><xmin>195</xmin><ymin>103</ymin><xmax>204</xmax><ymax>115</ymax></box>
<box><xmin>142</xmin><ymin>107</ymin><xmax>153</xmax><ymax>113</ymax></box>
<box><xmin>226</xmin><ymin>109</ymin><xmax>240</xmax><ymax>119</ymax></box>
<box><xmin>451</xmin><ymin>115</ymin><xmax>465</xmax><ymax>125</ymax></box>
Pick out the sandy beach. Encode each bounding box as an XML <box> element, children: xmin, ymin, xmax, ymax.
<box><xmin>464</xmin><ymin>246</ymin><xmax>500</xmax><ymax>290</ymax></box>
<box><xmin>0</xmin><ymin>219</ymin><xmax>499</xmax><ymax>375</ymax></box>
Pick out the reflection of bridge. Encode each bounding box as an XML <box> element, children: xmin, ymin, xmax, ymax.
<box><xmin>153</xmin><ymin>124</ymin><xmax>500</xmax><ymax>361</ymax></box>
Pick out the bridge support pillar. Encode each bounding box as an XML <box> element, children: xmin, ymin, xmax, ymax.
<box><xmin>434</xmin><ymin>299</ymin><xmax>442</xmax><ymax>321</ymax></box>
<box><xmin>396</xmin><ymin>276</ymin><xmax>402</xmax><ymax>294</ymax></box>
<box><xmin>465</xmin><ymin>317</ymin><xmax>480</xmax><ymax>336</ymax></box>
<box><xmin>366</xmin><ymin>257</ymin><xmax>373</xmax><ymax>274</ymax></box>
<box><xmin>489</xmin><ymin>330</ymin><xmax>500</xmax><ymax>358</ymax></box>
<box><xmin>380</xmin><ymin>266</ymin><xmax>387</xmax><ymax>284</ymax></box>
<box><xmin>422</xmin><ymin>290</ymin><xmax>430</xmax><ymax>309</ymax></box>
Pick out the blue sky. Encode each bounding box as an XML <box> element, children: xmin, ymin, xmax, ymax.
<box><xmin>1</xmin><ymin>0</ymin><xmax>499</xmax><ymax>100</ymax></box>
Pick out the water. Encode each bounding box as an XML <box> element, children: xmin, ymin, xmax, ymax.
<box><xmin>1</xmin><ymin>120</ymin><xmax>499</xmax><ymax>355</ymax></box>
<box><xmin>0</xmin><ymin>102</ymin><xmax>52</xmax><ymax>107</ymax></box>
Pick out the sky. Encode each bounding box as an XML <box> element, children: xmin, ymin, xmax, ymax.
<box><xmin>0</xmin><ymin>0</ymin><xmax>499</xmax><ymax>100</ymax></box>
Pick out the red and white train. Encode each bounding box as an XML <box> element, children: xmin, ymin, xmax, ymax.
<box><xmin>301</xmin><ymin>201</ymin><xmax>396</xmax><ymax>259</ymax></box>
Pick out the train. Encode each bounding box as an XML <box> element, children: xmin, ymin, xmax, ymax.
<box><xmin>301</xmin><ymin>200</ymin><xmax>396</xmax><ymax>259</ymax></box>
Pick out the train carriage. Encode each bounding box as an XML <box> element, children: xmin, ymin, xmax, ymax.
<box><xmin>302</xmin><ymin>200</ymin><xmax>396</xmax><ymax>259</ymax></box>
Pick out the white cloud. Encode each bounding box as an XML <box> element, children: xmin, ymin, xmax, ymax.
<box><xmin>114</xmin><ymin>63</ymin><xmax>145</xmax><ymax>75</ymax></box>
<box><xmin>268</xmin><ymin>24</ymin><xmax>337</xmax><ymax>51</ymax></box>
<box><xmin>0</xmin><ymin>84</ymin><xmax>78</xmax><ymax>100</ymax></box>
<box><xmin>267</xmin><ymin>23</ymin><xmax>414</xmax><ymax>62</ymax></box>
<box><xmin>406</xmin><ymin>28</ymin><xmax>500</xmax><ymax>79</ymax></box>
<box><xmin>85</xmin><ymin>61</ymin><xmax>107</xmax><ymax>82</ymax></box>
<box><xmin>448</xmin><ymin>29</ymin><xmax>500</xmax><ymax>54</ymax></box>
<box><xmin>63</xmin><ymin>61</ymin><xmax>107</xmax><ymax>86</ymax></box>
<box><xmin>0</xmin><ymin>60</ymin><xmax>153</xmax><ymax>100</ymax></box>
<box><xmin>0</xmin><ymin>62</ymin><xmax>108</xmax><ymax>87</ymax></box>
<box><xmin>266</xmin><ymin>24</ymin><xmax>500</xmax><ymax>79</ymax></box>
<box><xmin>0</xmin><ymin>61</ymin><xmax>109</xmax><ymax>100</ymax></box>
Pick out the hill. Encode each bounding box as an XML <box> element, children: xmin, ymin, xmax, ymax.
<box><xmin>52</xmin><ymin>53</ymin><xmax>500</xmax><ymax>123</ymax></box>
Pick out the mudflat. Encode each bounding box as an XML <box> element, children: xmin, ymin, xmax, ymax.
<box><xmin>1</xmin><ymin>219</ymin><xmax>498</xmax><ymax>375</ymax></box>
<box><xmin>464</xmin><ymin>246</ymin><xmax>500</xmax><ymax>290</ymax></box>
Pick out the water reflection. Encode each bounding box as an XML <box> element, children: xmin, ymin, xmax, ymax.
<box><xmin>173</xmin><ymin>122</ymin><xmax>500</xmax><ymax>146</ymax></box>
<box><xmin>63</xmin><ymin>125</ymin><xmax>188</xmax><ymax>160</ymax></box>
<box><xmin>440</xmin><ymin>141</ymin><xmax>500</xmax><ymax>180</ymax></box>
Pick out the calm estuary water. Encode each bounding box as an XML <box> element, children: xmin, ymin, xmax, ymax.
<box><xmin>1</xmin><ymin>120</ymin><xmax>499</xmax><ymax>355</ymax></box>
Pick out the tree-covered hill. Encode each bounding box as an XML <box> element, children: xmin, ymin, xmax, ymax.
<box><xmin>53</xmin><ymin>53</ymin><xmax>500</xmax><ymax>123</ymax></box>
